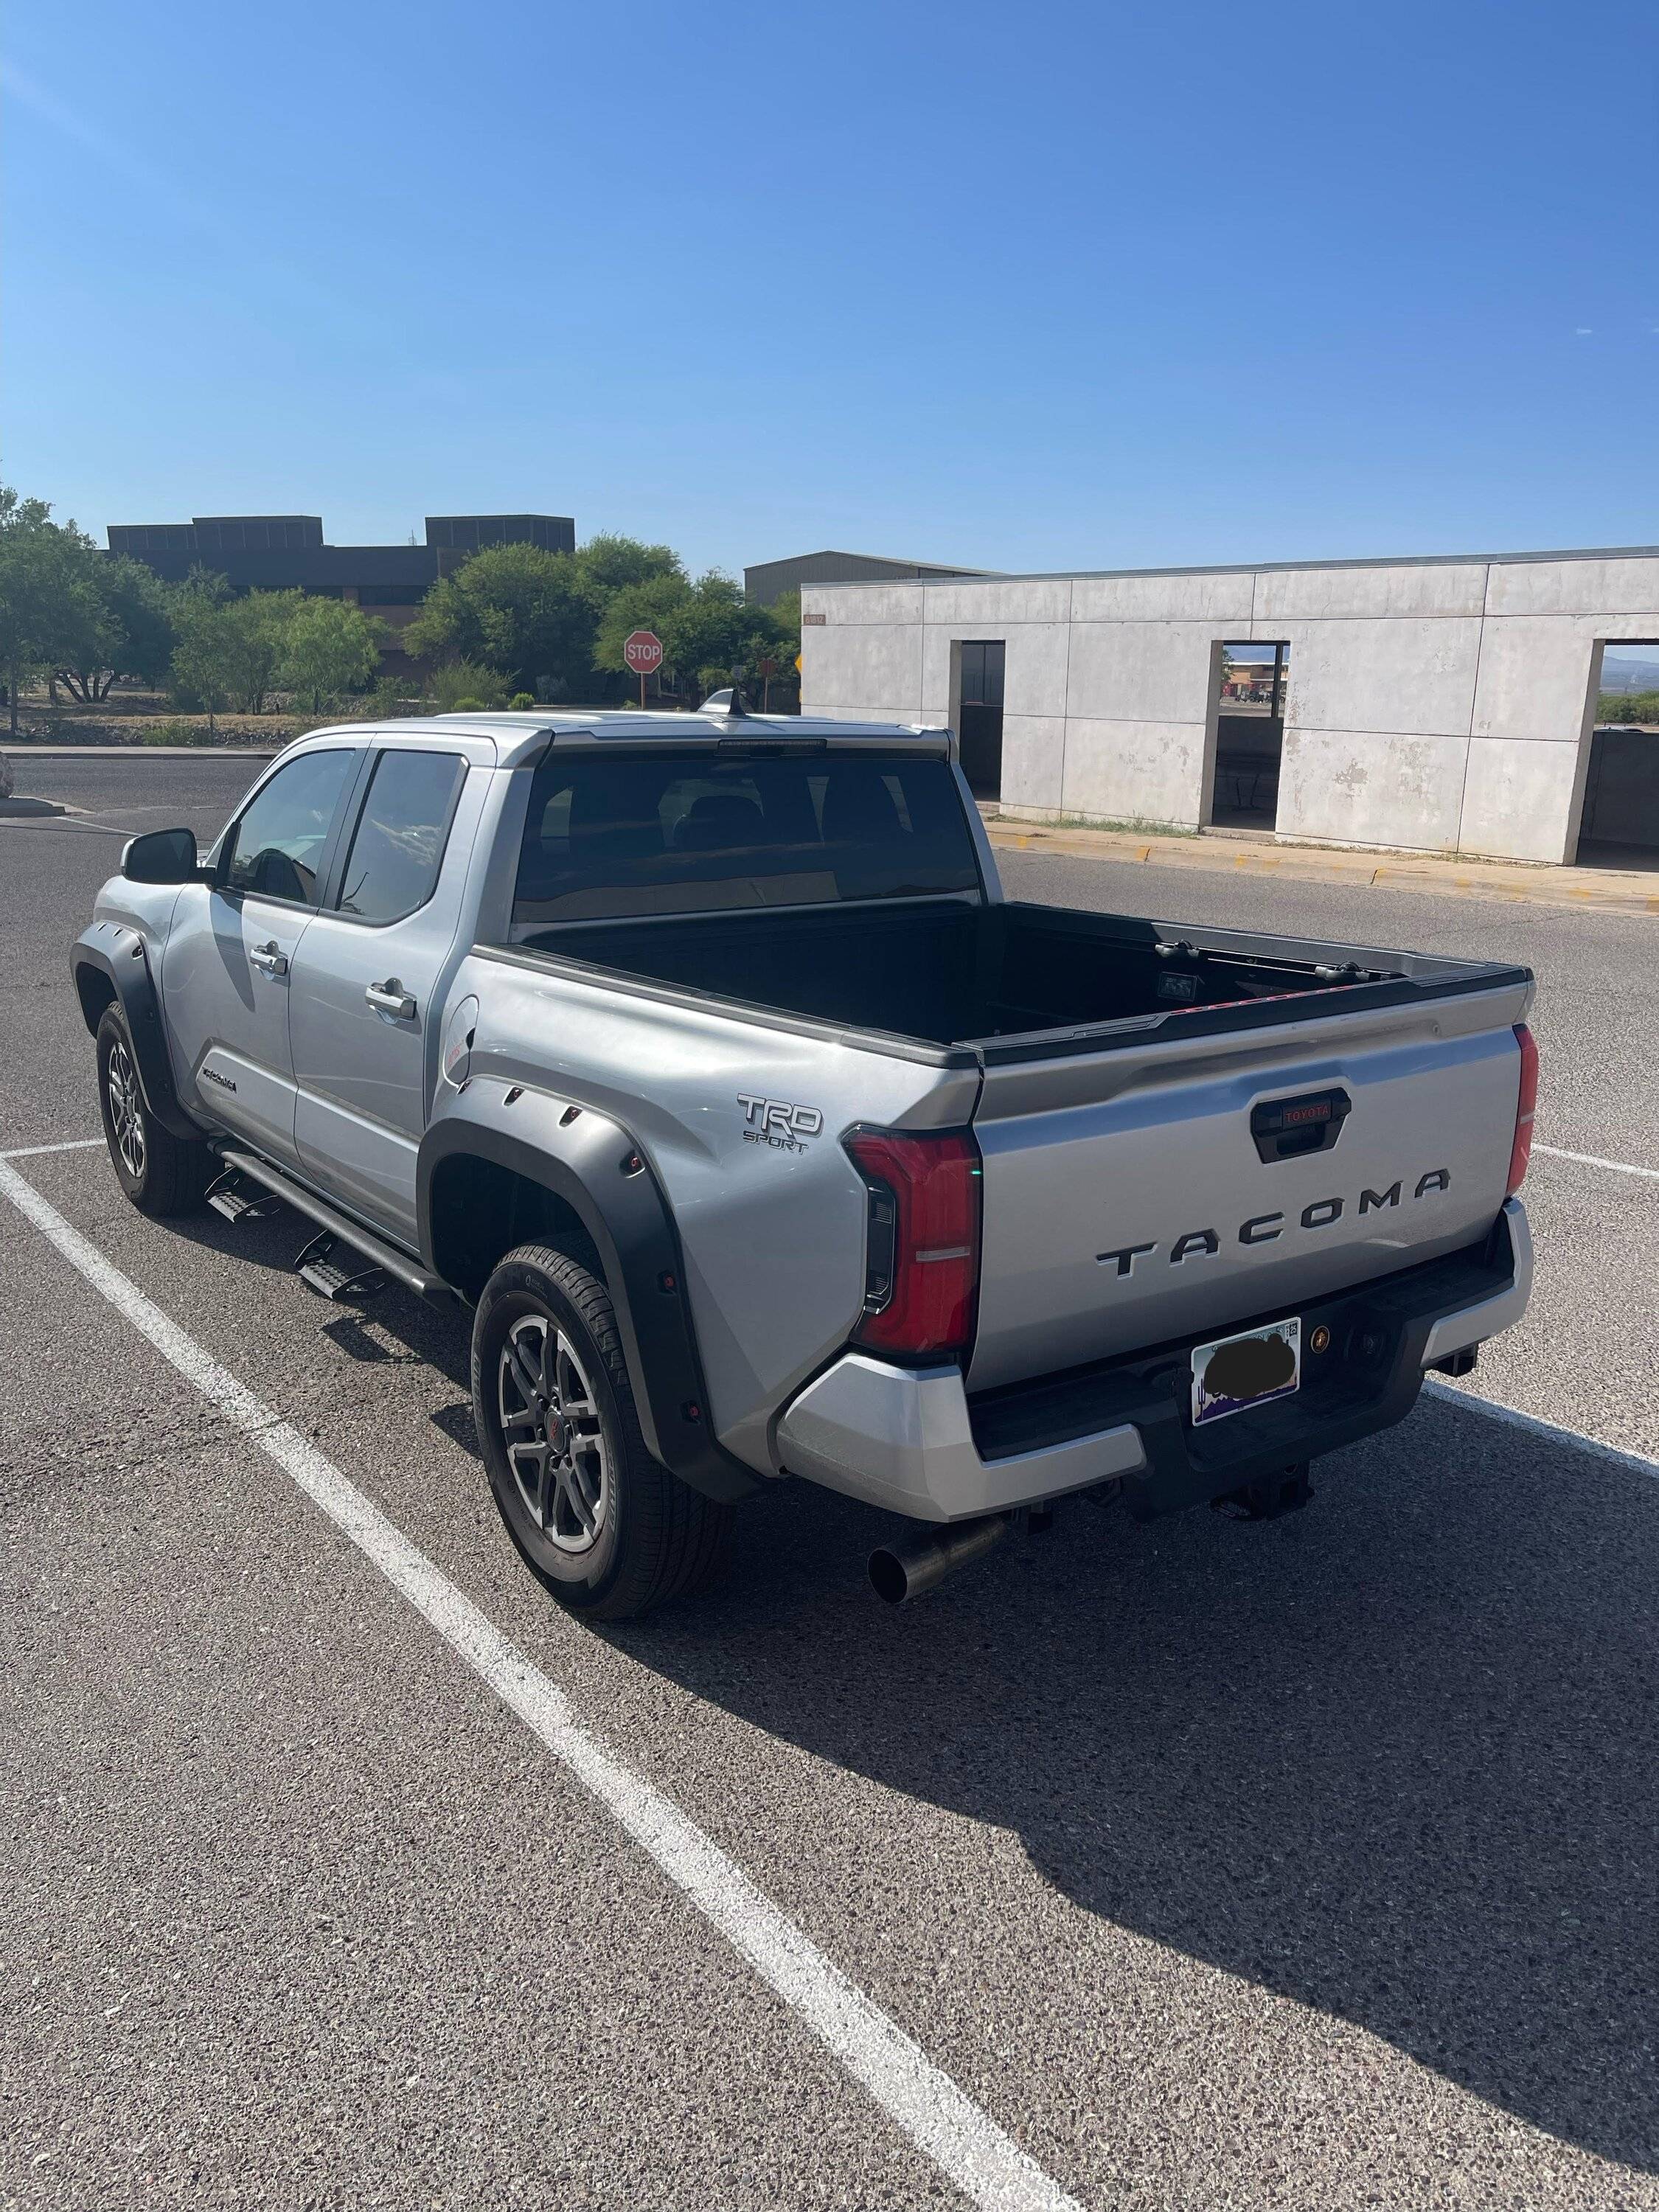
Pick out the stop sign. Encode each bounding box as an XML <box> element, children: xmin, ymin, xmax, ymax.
<box><xmin>624</xmin><ymin>629</ymin><xmax>664</xmax><ymax>675</ymax></box>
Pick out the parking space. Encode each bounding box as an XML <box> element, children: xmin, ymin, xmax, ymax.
<box><xmin>3</xmin><ymin>758</ymin><xmax>1658</xmax><ymax>2208</ymax></box>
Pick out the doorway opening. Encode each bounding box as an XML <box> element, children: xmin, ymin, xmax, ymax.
<box><xmin>1576</xmin><ymin>643</ymin><xmax>1659</xmax><ymax>867</ymax></box>
<box><xmin>955</xmin><ymin>640</ymin><xmax>1005</xmax><ymax>799</ymax></box>
<box><xmin>1208</xmin><ymin>641</ymin><xmax>1289</xmax><ymax>829</ymax></box>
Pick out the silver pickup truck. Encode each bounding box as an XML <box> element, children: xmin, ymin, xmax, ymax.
<box><xmin>74</xmin><ymin>706</ymin><xmax>1537</xmax><ymax>1616</ymax></box>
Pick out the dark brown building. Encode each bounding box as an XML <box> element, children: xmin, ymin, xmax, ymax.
<box><xmin>107</xmin><ymin>511</ymin><xmax>576</xmax><ymax>670</ymax></box>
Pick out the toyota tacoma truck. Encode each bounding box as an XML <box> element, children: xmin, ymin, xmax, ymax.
<box><xmin>73</xmin><ymin>705</ymin><xmax>1537</xmax><ymax>1616</ymax></box>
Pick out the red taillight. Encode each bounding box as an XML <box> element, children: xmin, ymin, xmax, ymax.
<box><xmin>1507</xmin><ymin>1023</ymin><xmax>1538</xmax><ymax>1195</ymax></box>
<box><xmin>845</xmin><ymin>1127</ymin><xmax>982</xmax><ymax>1358</ymax></box>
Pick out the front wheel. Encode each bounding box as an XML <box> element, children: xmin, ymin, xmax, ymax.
<box><xmin>96</xmin><ymin>1006</ymin><xmax>208</xmax><ymax>1217</ymax></box>
<box><xmin>471</xmin><ymin>1243</ymin><xmax>733</xmax><ymax>1621</ymax></box>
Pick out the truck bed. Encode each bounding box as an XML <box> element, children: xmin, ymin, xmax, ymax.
<box><xmin>502</xmin><ymin>893</ymin><xmax>1533</xmax><ymax>1399</ymax></box>
<box><xmin>513</xmin><ymin>897</ymin><xmax>1527</xmax><ymax>1060</ymax></box>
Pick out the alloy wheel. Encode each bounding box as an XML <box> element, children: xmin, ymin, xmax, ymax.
<box><xmin>106</xmin><ymin>1039</ymin><xmax>146</xmax><ymax>1182</ymax></box>
<box><xmin>498</xmin><ymin>1314</ymin><xmax>610</xmax><ymax>1554</ymax></box>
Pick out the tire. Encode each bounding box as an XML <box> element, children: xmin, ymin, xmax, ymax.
<box><xmin>471</xmin><ymin>1242</ymin><xmax>733</xmax><ymax>1621</ymax></box>
<box><xmin>96</xmin><ymin>1005</ymin><xmax>209</xmax><ymax>1217</ymax></box>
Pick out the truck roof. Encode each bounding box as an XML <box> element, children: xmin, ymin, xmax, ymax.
<box><xmin>293</xmin><ymin>706</ymin><xmax>951</xmax><ymax>770</ymax></box>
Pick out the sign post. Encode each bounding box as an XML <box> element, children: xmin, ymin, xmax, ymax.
<box><xmin>757</xmin><ymin>655</ymin><xmax>776</xmax><ymax>711</ymax></box>
<box><xmin>623</xmin><ymin>628</ymin><xmax>664</xmax><ymax>709</ymax></box>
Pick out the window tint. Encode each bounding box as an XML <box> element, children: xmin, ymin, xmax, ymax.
<box><xmin>513</xmin><ymin>748</ymin><xmax>979</xmax><ymax>922</ymax></box>
<box><xmin>223</xmin><ymin>749</ymin><xmax>355</xmax><ymax>904</ymax></box>
<box><xmin>335</xmin><ymin>750</ymin><xmax>466</xmax><ymax>923</ymax></box>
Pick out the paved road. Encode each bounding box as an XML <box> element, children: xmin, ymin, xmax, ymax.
<box><xmin>2</xmin><ymin>757</ymin><xmax>1656</xmax><ymax>2210</ymax></box>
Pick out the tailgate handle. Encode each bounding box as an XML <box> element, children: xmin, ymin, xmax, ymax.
<box><xmin>1251</xmin><ymin>1087</ymin><xmax>1351</xmax><ymax>1162</ymax></box>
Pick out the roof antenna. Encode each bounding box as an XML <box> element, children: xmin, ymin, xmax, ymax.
<box><xmin>726</xmin><ymin>685</ymin><xmax>748</xmax><ymax>717</ymax></box>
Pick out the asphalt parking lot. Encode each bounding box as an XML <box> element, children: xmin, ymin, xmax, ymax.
<box><xmin>3</xmin><ymin>752</ymin><xmax>1657</xmax><ymax>2211</ymax></box>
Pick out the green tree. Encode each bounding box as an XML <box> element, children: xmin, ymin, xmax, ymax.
<box><xmin>404</xmin><ymin>543</ymin><xmax>598</xmax><ymax>695</ymax></box>
<box><xmin>55</xmin><ymin>553</ymin><xmax>177</xmax><ymax>700</ymax></box>
<box><xmin>660</xmin><ymin>573</ymin><xmax>779</xmax><ymax>706</ymax></box>
<box><xmin>1599</xmin><ymin>689</ymin><xmax>1659</xmax><ymax>723</ymax></box>
<box><xmin>591</xmin><ymin>570</ymin><xmax>692</xmax><ymax>693</ymax></box>
<box><xmin>215</xmin><ymin>589</ymin><xmax>303</xmax><ymax>714</ymax></box>
<box><xmin>574</xmin><ymin>533</ymin><xmax>685</xmax><ymax>596</ymax></box>
<box><xmin>281</xmin><ymin>596</ymin><xmax>386</xmax><ymax>712</ymax></box>
<box><xmin>0</xmin><ymin>487</ymin><xmax>94</xmax><ymax>734</ymax></box>
<box><xmin>760</xmin><ymin>589</ymin><xmax>801</xmax><ymax>706</ymax></box>
<box><xmin>593</xmin><ymin>570</ymin><xmax>785</xmax><ymax>707</ymax></box>
<box><xmin>44</xmin><ymin>540</ymin><xmax>119</xmax><ymax>704</ymax></box>
<box><xmin>99</xmin><ymin>557</ymin><xmax>178</xmax><ymax>689</ymax></box>
<box><xmin>168</xmin><ymin>574</ymin><xmax>234</xmax><ymax>737</ymax></box>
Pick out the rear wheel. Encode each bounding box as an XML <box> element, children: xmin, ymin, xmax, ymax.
<box><xmin>96</xmin><ymin>1006</ymin><xmax>208</xmax><ymax>1217</ymax></box>
<box><xmin>471</xmin><ymin>1243</ymin><xmax>733</xmax><ymax>1621</ymax></box>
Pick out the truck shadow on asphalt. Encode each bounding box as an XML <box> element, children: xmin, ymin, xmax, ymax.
<box><xmin>153</xmin><ymin>1208</ymin><xmax>1658</xmax><ymax>2166</ymax></box>
<box><xmin>613</xmin><ymin>1396</ymin><xmax>1659</xmax><ymax>2173</ymax></box>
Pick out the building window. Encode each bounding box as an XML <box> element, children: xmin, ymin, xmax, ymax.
<box><xmin>1209</xmin><ymin>643</ymin><xmax>1290</xmax><ymax>828</ymax></box>
<box><xmin>956</xmin><ymin>640</ymin><xmax>1005</xmax><ymax>799</ymax></box>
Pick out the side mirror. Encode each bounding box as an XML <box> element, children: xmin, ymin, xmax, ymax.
<box><xmin>121</xmin><ymin>826</ymin><xmax>203</xmax><ymax>884</ymax></box>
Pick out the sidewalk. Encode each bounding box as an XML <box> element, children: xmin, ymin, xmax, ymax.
<box><xmin>984</xmin><ymin>816</ymin><xmax>1659</xmax><ymax>917</ymax></box>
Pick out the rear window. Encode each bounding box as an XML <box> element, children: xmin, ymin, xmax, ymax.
<box><xmin>512</xmin><ymin>748</ymin><xmax>981</xmax><ymax>922</ymax></box>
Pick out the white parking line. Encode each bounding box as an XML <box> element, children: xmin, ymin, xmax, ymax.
<box><xmin>1422</xmin><ymin>1377</ymin><xmax>1659</xmax><ymax>1479</ymax></box>
<box><xmin>1533</xmin><ymin>1141</ymin><xmax>1659</xmax><ymax>1183</ymax></box>
<box><xmin>0</xmin><ymin>1138</ymin><xmax>105</xmax><ymax>1160</ymax></box>
<box><xmin>0</xmin><ymin>1155</ymin><xmax>1082</xmax><ymax>2212</ymax></box>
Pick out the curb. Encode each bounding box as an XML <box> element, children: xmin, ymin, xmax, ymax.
<box><xmin>986</xmin><ymin>821</ymin><xmax>1659</xmax><ymax>919</ymax></box>
<box><xmin>0</xmin><ymin>796</ymin><xmax>69</xmax><ymax>820</ymax></box>
<box><xmin>1</xmin><ymin>745</ymin><xmax>279</xmax><ymax>759</ymax></box>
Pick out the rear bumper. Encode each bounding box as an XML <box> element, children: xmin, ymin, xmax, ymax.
<box><xmin>776</xmin><ymin>1200</ymin><xmax>1531</xmax><ymax>1523</ymax></box>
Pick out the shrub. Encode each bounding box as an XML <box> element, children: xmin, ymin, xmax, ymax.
<box><xmin>509</xmin><ymin>691</ymin><xmax>536</xmax><ymax>711</ymax></box>
<box><xmin>1599</xmin><ymin>689</ymin><xmax>1659</xmax><ymax>724</ymax></box>
<box><xmin>142</xmin><ymin>718</ymin><xmax>195</xmax><ymax>747</ymax></box>
<box><xmin>427</xmin><ymin>658</ymin><xmax>509</xmax><ymax>713</ymax></box>
<box><xmin>366</xmin><ymin>674</ymin><xmax>421</xmax><ymax>717</ymax></box>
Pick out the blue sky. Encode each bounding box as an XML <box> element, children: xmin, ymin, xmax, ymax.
<box><xmin>4</xmin><ymin>0</ymin><xmax>1656</xmax><ymax>577</ymax></box>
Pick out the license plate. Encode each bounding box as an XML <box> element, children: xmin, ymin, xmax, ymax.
<box><xmin>1192</xmin><ymin>1315</ymin><xmax>1301</xmax><ymax>1426</ymax></box>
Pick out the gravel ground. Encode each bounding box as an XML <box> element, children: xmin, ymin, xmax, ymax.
<box><xmin>2</xmin><ymin>758</ymin><xmax>1656</xmax><ymax>2210</ymax></box>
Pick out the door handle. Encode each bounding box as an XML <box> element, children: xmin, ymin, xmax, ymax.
<box><xmin>249</xmin><ymin>940</ymin><xmax>289</xmax><ymax>976</ymax></box>
<box><xmin>366</xmin><ymin>980</ymin><xmax>417</xmax><ymax>1020</ymax></box>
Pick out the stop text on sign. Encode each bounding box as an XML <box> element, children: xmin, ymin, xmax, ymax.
<box><xmin>624</xmin><ymin>629</ymin><xmax>664</xmax><ymax>675</ymax></box>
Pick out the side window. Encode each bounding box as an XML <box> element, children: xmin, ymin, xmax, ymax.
<box><xmin>223</xmin><ymin>749</ymin><xmax>355</xmax><ymax>905</ymax></box>
<box><xmin>335</xmin><ymin>750</ymin><xmax>467</xmax><ymax>924</ymax></box>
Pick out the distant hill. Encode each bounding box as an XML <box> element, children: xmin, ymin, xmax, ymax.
<box><xmin>1599</xmin><ymin>654</ymin><xmax>1659</xmax><ymax>690</ymax></box>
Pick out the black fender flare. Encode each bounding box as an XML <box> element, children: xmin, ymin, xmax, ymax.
<box><xmin>70</xmin><ymin>923</ymin><xmax>204</xmax><ymax>1143</ymax></box>
<box><xmin>418</xmin><ymin>1090</ymin><xmax>759</xmax><ymax>1505</ymax></box>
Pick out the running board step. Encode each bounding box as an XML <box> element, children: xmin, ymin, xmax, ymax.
<box><xmin>211</xmin><ymin>1144</ymin><xmax>451</xmax><ymax>1304</ymax></box>
<box><xmin>205</xmin><ymin>1166</ymin><xmax>283</xmax><ymax>1224</ymax></box>
<box><xmin>296</xmin><ymin>1229</ymin><xmax>387</xmax><ymax>1302</ymax></box>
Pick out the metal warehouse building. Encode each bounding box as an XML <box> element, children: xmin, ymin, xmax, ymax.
<box><xmin>797</xmin><ymin>546</ymin><xmax>1659</xmax><ymax>867</ymax></box>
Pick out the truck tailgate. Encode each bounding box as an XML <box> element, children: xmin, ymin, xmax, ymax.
<box><xmin>967</xmin><ymin>983</ymin><xmax>1531</xmax><ymax>1392</ymax></box>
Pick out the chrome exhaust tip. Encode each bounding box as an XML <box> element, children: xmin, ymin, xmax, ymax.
<box><xmin>868</xmin><ymin>1512</ymin><xmax>1009</xmax><ymax>1604</ymax></box>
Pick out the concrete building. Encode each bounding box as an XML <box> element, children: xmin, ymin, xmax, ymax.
<box><xmin>799</xmin><ymin>546</ymin><xmax>1659</xmax><ymax>866</ymax></box>
<box><xmin>107</xmin><ymin>512</ymin><xmax>576</xmax><ymax>672</ymax></box>
<box><xmin>744</xmin><ymin>548</ymin><xmax>998</xmax><ymax>608</ymax></box>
